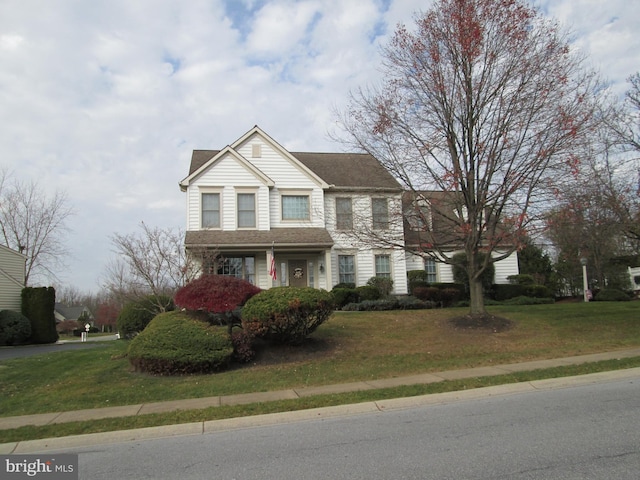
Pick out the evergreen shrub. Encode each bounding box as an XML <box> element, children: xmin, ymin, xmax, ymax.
<box><xmin>594</xmin><ymin>288</ymin><xmax>631</xmax><ymax>302</ymax></box>
<box><xmin>21</xmin><ymin>287</ymin><xmax>57</xmax><ymax>344</ymax></box>
<box><xmin>0</xmin><ymin>310</ymin><xmax>32</xmax><ymax>346</ymax></box>
<box><xmin>117</xmin><ymin>295</ymin><xmax>172</xmax><ymax>339</ymax></box>
<box><xmin>127</xmin><ymin>311</ymin><xmax>233</xmax><ymax>375</ymax></box>
<box><xmin>356</xmin><ymin>285</ymin><xmax>381</xmax><ymax>301</ymax></box>
<box><xmin>242</xmin><ymin>287</ymin><xmax>333</xmax><ymax>345</ymax></box>
<box><xmin>331</xmin><ymin>287</ymin><xmax>359</xmax><ymax>309</ymax></box>
<box><xmin>366</xmin><ymin>276</ymin><xmax>394</xmax><ymax>296</ymax></box>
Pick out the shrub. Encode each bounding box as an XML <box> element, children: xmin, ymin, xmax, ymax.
<box><xmin>175</xmin><ymin>275</ymin><xmax>261</xmax><ymax>313</ymax></box>
<box><xmin>0</xmin><ymin>310</ymin><xmax>32</xmax><ymax>346</ymax></box>
<box><xmin>21</xmin><ymin>286</ymin><xmax>57</xmax><ymax>344</ymax></box>
<box><xmin>407</xmin><ymin>270</ymin><xmax>430</xmax><ymax>282</ymax></box>
<box><xmin>507</xmin><ymin>274</ymin><xmax>536</xmax><ymax>285</ymax></box>
<box><xmin>127</xmin><ymin>311</ymin><xmax>234</xmax><ymax>375</ymax></box>
<box><xmin>116</xmin><ymin>295</ymin><xmax>171</xmax><ymax>339</ymax></box>
<box><xmin>331</xmin><ymin>287</ymin><xmax>359</xmax><ymax>309</ymax></box>
<box><xmin>452</xmin><ymin>252</ymin><xmax>495</xmax><ymax>294</ymax></box>
<box><xmin>333</xmin><ymin>282</ymin><xmax>356</xmax><ymax>290</ymax></box>
<box><xmin>242</xmin><ymin>287</ymin><xmax>333</xmax><ymax>345</ymax></box>
<box><xmin>367</xmin><ymin>276</ymin><xmax>394</xmax><ymax>296</ymax></box>
<box><xmin>409</xmin><ymin>279</ymin><xmax>430</xmax><ymax>295</ymax></box>
<box><xmin>412</xmin><ymin>286</ymin><xmax>441</xmax><ymax>303</ymax></box>
<box><xmin>395</xmin><ymin>296</ymin><xmax>434</xmax><ymax>310</ymax></box>
<box><xmin>502</xmin><ymin>296</ymin><xmax>555</xmax><ymax>305</ymax></box>
<box><xmin>412</xmin><ymin>286</ymin><xmax>461</xmax><ymax>307</ymax></box>
<box><xmin>230</xmin><ymin>330</ymin><xmax>256</xmax><ymax>363</ymax></box>
<box><xmin>594</xmin><ymin>288</ymin><xmax>631</xmax><ymax>302</ymax></box>
<box><xmin>56</xmin><ymin>320</ymin><xmax>83</xmax><ymax>335</ymax></box>
<box><xmin>356</xmin><ymin>285</ymin><xmax>381</xmax><ymax>301</ymax></box>
<box><xmin>342</xmin><ymin>298</ymin><xmax>399</xmax><ymax>311</ymax></box>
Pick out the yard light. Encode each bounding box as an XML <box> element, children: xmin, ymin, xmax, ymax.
<box><xmin>580</xmin><ymin>257</ymin><xmax>589</xmax><ymax>302</ymax></box>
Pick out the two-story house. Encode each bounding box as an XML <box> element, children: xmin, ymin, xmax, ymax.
<box><xmin>0</xmin><ymin>244</ymin><xmax>27</xmax><ymax>311</ymax></box>
<box><xmin>179</xmin><ymin>126</ymin><xmax>518</xmax><ymax>294</ymax></box>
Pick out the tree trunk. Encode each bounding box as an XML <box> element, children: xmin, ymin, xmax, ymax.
<box><xmin>468</xmin><ymin>277</ymin><xmax>486</xmax><ymax>316</ymax></box>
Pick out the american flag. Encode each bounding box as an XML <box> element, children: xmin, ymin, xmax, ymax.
<box><xmin>269</xmin><ymin>242</ymin><xmax>277</xmax><ymax>281</ymax></box>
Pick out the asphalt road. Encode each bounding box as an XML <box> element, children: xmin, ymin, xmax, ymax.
<box><xmin>61</xmin><ymin>374</ymin><xmax>640</xmax><ymax>480</ymax></box>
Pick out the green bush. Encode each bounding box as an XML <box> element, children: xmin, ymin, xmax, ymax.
<box><xmin>594</xmin><ymin>288</ymin><xmax>631</xmax><ymax>302</ymax></box>
<box><xmin>0</xmin><ymin>310</ymin><xmax>32</xmax><ymax>346</ymax></box>
<box><xmin>367</xmin><ymin>276</ymin><xmax>394</xmax><ymax>296</ymax></box>
<box><xmin>331</xmin><ymin>287</ymin><xmax>359</xmax><ymax>309</ymax></box>
<box><xmin>502</xmin><ymin>296</ymin><xmax>555</xmax><ymax>305</ymax></box>
<box><xmin>342</xmin><ymin>298</ymin><xmax>399</xmax><ymax>311</ymax></box>
<box><xmin>492</xmin><ymin>283</ymin><xmax>553</xmax><ymax>301</ymax></box>
<box><xmin>127</xmin><ymin>311</ymin><xmax>233</xmax><ymax>375</ymax></box>
<box><xmin>356</xmin><ymin>285</ymin><xmax>381</xmax><ymax>301</ymax></box>
<box><xmin>507</xmin><ymin>274</ymin><xmax>536</xmax><ymax>285</ymax></box>
<box><xmin>408</xmin><ymin>279</ymin><xmax>430</xmax><ymax>295</ymax></box>
<box><xmin>117</xmin><ymin>295</ymin><xmax>173</xmax><ymax>338</ymax></box>
<box><xmin>242</xmin><ymin>287</ymin><xmax>333</xmax><ymax>345</ymax></box>
<box><xmin>395</xmin><ymin>296</ymin><xmax>433</xmax><ymax>310</ymax></box>
<box><xmin>452</xmin><ymin>252</ymin><xmax>495</xmax><ymax>294</ymax></box>
<box><xmin>333</xmin><ymin>282</ymin><xmax>356</xmax><ymax>290</ymax></box>
<box><xmin>21</xmin><ymin>287</ymin><xmax>57</xmax><ymax>344</ymax></box>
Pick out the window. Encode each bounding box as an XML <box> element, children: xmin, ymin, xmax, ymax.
<box><xmin>201</xmin><ymin>193</ymin><xmax>220</xmax><ymax>228</ymax></box>
<box><xmin>372</xmin><ymin>198</ymin><xmax>389</xmax><ymax>230</ymax></box>
<box><xmin>218</xmin><ymin>256</ymin><xmax>255</xmax><ymax>284</ymax></box>
<box><xmin>237</xmin><ymin>193</ymin><xmax>256</xmax><ymax>228</ymax></box>
<box><xmin>375</xmin><ymin>254</ymin><xmax>391</xmax><ymax>278</ymax></box>
<box><xmin>425</xmin><ymin>258</ymin><xmax>437</xmax><ymax>283</ymax></box>
<box><xmin>338</xmin><ymin>255</ymin><xmax>355</xmax><ymax>284</ymax></box>
<box><xmin>406</xmin><ymin>197</ymin><xmax>431</xmax><ymax>231</ymax></box>
<box><xmin>282</xmin><ymin>195</ymin><xmax>309</xmax><ymax>220</ymax></box>
<box><xmin>336</xmin><ymin>197</ymin><xmax>353</xmax><ymax>230</ymax></box>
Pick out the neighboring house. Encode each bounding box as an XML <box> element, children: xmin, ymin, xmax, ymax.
<box><xmin>0</xmin><ymin>244</ymin><xmax>27</xmax><ymax>311</ymax></box>
<box><xmin>54</xmin><ymin>304</ymin><xmax>94</xmax><ymax>325</ymax></box>
<box><xmin>179</xmin><ymin>126</ymin><xmax>518</xmax><ymax>294</ymax></box>
<box><xmin>629</xmin><ymin>266</ymin><xmax>640</xmax><ymax>294</ymax></box>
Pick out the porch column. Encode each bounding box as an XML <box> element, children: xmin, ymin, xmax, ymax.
<box><xmin>322</xmin><ymin>249</ymin><xmax>332</xmax><ymax>290</ymax></box>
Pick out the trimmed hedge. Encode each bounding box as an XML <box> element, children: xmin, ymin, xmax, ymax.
<box><xmin>492</xmin><ymin>284</ymin><xmax>553</xmax><ymax>301</ymax></box>
<box><xmin>594</xmin><ymin>288</ymin><xmax>631</xmax><ymax>302</ymax></box>
<box><xmin>21</xmin><ymin>287</ymin><xmax>57</xmax><ymax>344</ymax></box>
<box><xmin>0</xmin><ymin>310</ymin><xmax>32</xmax><ymax>346</ymax></box>
<box><xmin>331</xmin><ymin>287</ymin><xmax>359</xmax><ymax>309</ymax></box>
<box><xmin>242</xmin><ymin>287</ymin><xmax>333</xmax><ymax>345</ymax></box>
<box><xmin>127</xmin><ymin>311</ymin><xmax>234</xmax><ymax>375</ymax></box>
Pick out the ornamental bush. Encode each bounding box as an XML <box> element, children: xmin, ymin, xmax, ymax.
<box><xmin>367</xmin><ymin>276</ymin><xmax>394</xmax><ymax>296</ymax></box>
<box><xmin>331</xmin><ymin>287</ymin><xmax>359</xmax><ymax>309</ymax></box>
<box><xmin>594</xmin><ymin>288</ymin><xmax>631</xmax><ymax>302</ymax></box>
<box><xmin>127</xmin><ymin>311</ymin><xmax>234</xmax><ymax>375</ymax></box>
<box><xmin>0</xmin><ymin>310</ymin><xmax>32</xmax><ymax>346</ymax></box>
<box><xmin>175</xmin><ymin>275</ymin><xmax>261</xmax><ymax>314</ymax></box>
<box><xmin>242</xmin><ymin>287</ymin><xmax>333</xmax><ymax>345</ymax></box>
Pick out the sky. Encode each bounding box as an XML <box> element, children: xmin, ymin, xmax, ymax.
<box><xmin>1</xmin><ymin>0</ymin><xmax>638</xmax><ymax>294</ymax></box>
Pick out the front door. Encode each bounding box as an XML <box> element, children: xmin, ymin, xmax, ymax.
<box><xmin>288</xmin><ymin>260</ymin><xmax>307</xmax><ymax>287</ymax></box>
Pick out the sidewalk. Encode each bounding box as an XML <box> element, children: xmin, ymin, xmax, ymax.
<box><xmin>2</xmin><ymin>347</ymin><xmax>640</xmax><ymax>432</ymax></box>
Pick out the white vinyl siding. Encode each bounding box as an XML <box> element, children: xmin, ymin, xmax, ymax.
<box><xmin>0</xmin><ymin>246</ymin><xmax>26</xmax><ymax>311</ymax></box>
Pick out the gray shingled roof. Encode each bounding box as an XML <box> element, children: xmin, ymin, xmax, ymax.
<box><xmin>185</xmin><ymin>228</ymin><xmax>334</xmax><ymax>248</ymax></box>
<box><xmin>187</xmin><ymin>149</ymin><xmax>401</xmax><ymax>191</ymax></box>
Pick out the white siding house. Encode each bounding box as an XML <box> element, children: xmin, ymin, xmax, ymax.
<box><xmin>0</xmin><ymin>244</ymin><xmax>26</xmax><ymax>311</ymax></box>
<box><xmin>180</xmin><ymin>126</ymin><xmax>518</xmax><ymax>294</ymax></box>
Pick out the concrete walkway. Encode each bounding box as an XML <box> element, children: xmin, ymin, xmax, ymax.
<box><xmin>2</xmin><ymin>347</ymin><xmax>639</xmax><ymax>433</ymax></box>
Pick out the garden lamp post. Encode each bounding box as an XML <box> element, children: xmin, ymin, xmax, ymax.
<box><xmin>580</xmin><ymin>257</ymin><xmax>589</xmax><ymax>302</ymax></box>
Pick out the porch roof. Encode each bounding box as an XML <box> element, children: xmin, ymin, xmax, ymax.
<box><xmin>185</xmin><ymin>228</ymin><xmax>334</xmax><ymax>250</ymax></box>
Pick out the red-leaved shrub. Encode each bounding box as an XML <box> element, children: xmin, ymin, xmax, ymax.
<box><xmin>174</xmin><ymin>275</ymin><xmax>261</xmax><ymax>313</ymax></box>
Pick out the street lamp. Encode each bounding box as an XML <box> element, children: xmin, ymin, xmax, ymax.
<box><xmin>580</xmin><ymin>257</ymin><xmax>589</xmax><ymax>302</ymax></box>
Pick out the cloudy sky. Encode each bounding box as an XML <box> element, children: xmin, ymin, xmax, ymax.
<box><xmin>1</xmin><ymin>0</ymin><xmax>638</xmax><ymax>294</ymax></box>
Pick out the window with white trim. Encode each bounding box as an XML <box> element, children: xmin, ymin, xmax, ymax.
<box><xmin>217</xmin><ymin>256</ymin><xmax>255</xmax><ymax>284</ymax></box>
<box><xmin>372</xmin><ymin>198</ymin><xmax>389</xmax><ymax>230</ymax></box>
<box><xmin>336</xmin><ymin>197</ymin><xmax>353</xmax><ymax>230</ymax></box>
<box><xmin>338</xmin><ymin>255</ymin><xmax>355</xmax><ymax>284</ymax></box>
<box><xmin>237</xmin><ymin>193</ymin><xmax>256</xmax><ymax>228</ymax></box>
<box><xmin>375</xmin><ymin>254</ymin><xmax>391</xmax><ymax>278</ymax></box>
<box><xmin>282</xmin><ymin>195</ymin><xmax>310</xmax><ymax>220</ymax></box>
<box><xmin>425</xmin><ymin>258</ymin><xmax>437</xmax><ymax>283</ymax></box>
<box><xmin>201</xmin><ymin>193</ymin><xmax>220</xmax><ymax>228</ymax></box>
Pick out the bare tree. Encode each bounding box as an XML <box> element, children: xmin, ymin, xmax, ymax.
<box><xmin>0</xmin><ymin>169</ymin><xmax>74</xmax><ymax>285</ymax></box>
<box><xmin>335</xmin><ymin>0</ymin><xmax>607</xmax><ymax>318</ymax></box>
<box><xmin>104</xmin><ymin>222</ymin><xmax>216</xmax><ymax>312</ymax></box>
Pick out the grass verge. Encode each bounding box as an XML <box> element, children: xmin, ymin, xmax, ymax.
<box><xmin>1</xmin><ymin>356</ymin><xmax>639</xmax><ymax>444</ymax></box>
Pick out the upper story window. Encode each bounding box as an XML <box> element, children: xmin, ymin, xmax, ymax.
<box><xmin>406</xmin><ymin>197</ymin><xmax>431</xmax><ymax>231</ymax></box>
<box><xmin>237</xmin><ymin>193</ymin><xmax>256</xmax><ymax>228</ymax></box>
<box><xmin>282</xmin><ymin>195</ymin><xmax>310</xmax><ymax>221</ymax></box>
<box><xmin>372</xmin><ymin>198</ymin><xmax>389</xmax><ymax>230</ymax></box>
<box><xmin>336</xmin><ymin>197</ymin><xmax>353</xmax><ymax>230</ymax></box>
<box><xmin>201</xmin><ymin>193</ymin><xmax>220</xmax><ymax>229</ymax></box>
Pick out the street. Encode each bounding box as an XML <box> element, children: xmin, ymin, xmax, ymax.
<box><xmin>62</xmin><ymin>373</ymin><xmax>640</xmax><ymax>479</ymax></box>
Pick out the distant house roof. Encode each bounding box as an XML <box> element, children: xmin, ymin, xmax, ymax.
<box><xmin>185</xmin><ymin>228</ymin><xmax>334</xmax><ymax>250</ymax></box>
<box><xmin>54</xmin><ymin>304</ymin><xmax>93</xmax><ymax>323</ymax></box>
<box><xmin>187</xmin><ymin>150</ymin><xmax>401</xmax><ymax>192</ymax></box>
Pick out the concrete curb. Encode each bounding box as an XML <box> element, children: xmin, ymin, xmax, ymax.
<box><xmin>3</xmin><ymin>366</ymin><xmax>640</xmax><ymax>454</ymax></box>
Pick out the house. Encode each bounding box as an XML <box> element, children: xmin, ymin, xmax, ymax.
<box><xmin>0</xmin><ymin>244</ymin><xmax>26</xmax><ymax>311</ymax></box>
<box><xmin>54</xmin><ymin>304</ymin><xmax>94</xmax><ymax>324</ymax></box>
<box><xmin>179</xmin><ymin>126</ymin><xmax>518</xmax><ymax>294</ymax></box>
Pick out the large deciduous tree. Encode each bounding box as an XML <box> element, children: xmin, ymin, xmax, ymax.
<box><xmin>0</xmin><ymin>169</ymin><xmax>74</xmax><ymax>285</ymax></box>
<box><xmin>104</xmin><ymin>222</ymin><xmax>214</xmax><ymax>312</ymax></box>
<box><xmin>337</xmin><ymin>0</ymin><xmax>605</xmax><ymax>318</ymax></box>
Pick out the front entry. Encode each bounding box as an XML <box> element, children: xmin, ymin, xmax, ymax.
<box><xmin>288</xmin><ymin>260</ymin><xmax>307</xmax><ymax>287</ymax></box>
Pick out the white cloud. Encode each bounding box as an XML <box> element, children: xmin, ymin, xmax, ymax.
<box><xmin>0</xmin><ymin>0</ymin><xmax>637</xmax><ymax>292</ymax></box>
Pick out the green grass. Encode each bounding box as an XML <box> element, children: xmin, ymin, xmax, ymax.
<box><xmin>1</xmin><ymin>302</ymin><xmax>639</xmax><ymax>443</ymax></box>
